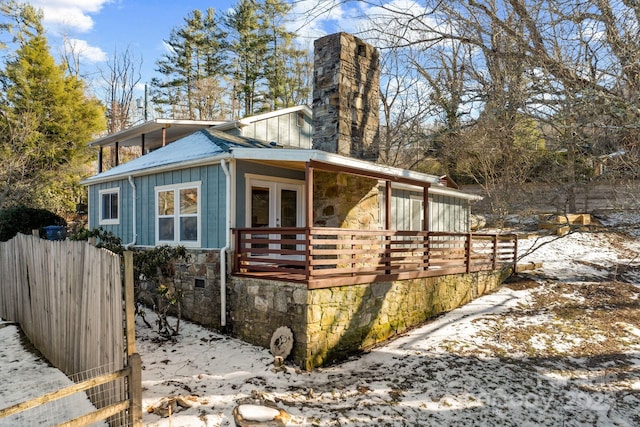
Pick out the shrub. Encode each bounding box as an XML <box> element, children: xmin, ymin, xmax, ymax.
<box><xmin>0</xmin><ymin>206</ymin><xmax>67</xmax><ymax>242</ymax></box>
<box><xmin>69</xmin><ymin>227</ymin><xmax>124</xmax><ymax>255</ymax></box>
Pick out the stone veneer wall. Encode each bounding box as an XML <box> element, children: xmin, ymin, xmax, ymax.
<box><xmin>227</xmin><ymin>270</ymin><xmax>508</xmax><ymax>370</ymax></box>
<box><xmin>227</xmin><ymin>279</ymin><xmax>309</xmax><ymax>363</ymax></box>
<box><xmin>304</xmin><ymin>271</ymin><xmax>508</xmax><ymax>370</ymax></box>
<box><xmin>312</xmin><ymin>32</ymin><xmax>380</xmax><ymax>160</ymax></box>
<box><xmin>171</xmin><ymin>250</ymin><xmax>223</xmax><ymax>328</ymax></box>
<box><xmin>313</xmin><ymin>170</ymin><xmax>380</xmax><ymax>228</ymax></box>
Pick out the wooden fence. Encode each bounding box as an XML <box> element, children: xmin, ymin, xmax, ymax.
<box><xmin>0</xmin><ymin>234</ymin><xmax>141</xmax><ymax>426</ymax></box>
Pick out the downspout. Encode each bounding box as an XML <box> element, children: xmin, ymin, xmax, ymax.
<box><xmin>220</xmin><ymin>159</ymin><xmax>231</xmax><ymax>327</ymax></box>
<box><xmin>125</xmin><ymin>175</ymin><xmax>137</xmax><ymax>249</ymax></box>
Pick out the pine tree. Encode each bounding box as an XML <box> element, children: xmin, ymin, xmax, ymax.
<box><xmin>152</xmin><ymin>8</ymin><xmax>227</xmax><ymax>120</ymax></box>
<box><xmin>225</xmin><ymin>0</ymin><xmax>267</xmax><ymax>117</ymax></box>
<box><xmin>0</xmin><ymin>3</ymin><xmax>105</xmax><ymax>213</ymax></box>
<box><xmin>259</xmin><ymin>0</ymin><xmax>311</xmax><ymax>110</ymax></box>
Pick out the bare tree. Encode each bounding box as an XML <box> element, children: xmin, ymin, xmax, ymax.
<box><xmin>100</xmin><ymin>45</ymin><xmax>142</xmax><ymax>133</ymax></box>
<box><xmin>325</xmin><ymin>0</ymin><xmax>640</xmax><ymax>215</ymax></box>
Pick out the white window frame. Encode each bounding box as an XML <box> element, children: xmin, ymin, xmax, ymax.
<box><xmin>99</xmin><ymin>188</ymin><xmax>120</xmax><ymax>225</ymax></box>
<box><xmin>155</xmin><ymin>181</ymin><xmax>202</xmax><ymax>247</ymax></box>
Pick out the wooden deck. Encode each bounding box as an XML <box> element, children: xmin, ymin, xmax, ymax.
<box><xmin>234</xmin><ymin>227</ymin><xmax>518</xmax><ymax>289</ymax></box>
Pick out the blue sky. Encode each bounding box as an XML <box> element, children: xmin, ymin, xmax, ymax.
<box><xmin>28</xmin><ymin>0</ymin><xmax>359</xmax><ymax>95</ymax></box>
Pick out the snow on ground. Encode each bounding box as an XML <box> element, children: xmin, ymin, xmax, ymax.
<box><xmin>0</xmin><ymin>321</ymin><xmax>103</xmax><ymax>426</ymax></box>
<box><xmin>2</xmin><ymin>212</ymin><xmax>640</xmax><ymax>426</ymax></box>
<box><xmin>137</xmin><ymin>213</ymin><xmax>640</xmax><ymax>426</ymax></box>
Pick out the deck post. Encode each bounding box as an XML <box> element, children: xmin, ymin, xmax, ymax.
<box><xmin>234</xmin><ymin>230</ymin><xmax>240</xmax><ymax>273</ymax></box>
<box><xmin>466</xmin><ymin>233</ymin><xmax>472</xmax><ymax>273</ymax></box>
<box><xmin>305</xmin><ymin>164</ymin><xmax>314</xmax><ymax>285</ymax></box>
<box><xmin>385</xmin><ymin>181</ymin><xmax>392</xmax><ymax>275</ymax></box>
<box><xmin>492</xmin><ymin>235</ymin><xmax>498</xmax><ymax>270</ymax></box>
<box><xmin>423</xmin><ymin>184</ymin><xmax>430</xmax><ymax>270</ymax></box>
<box><xmin>305</xmin><ymin>228</ymin><xmax>311</xmax><ymax>282</ymax></box>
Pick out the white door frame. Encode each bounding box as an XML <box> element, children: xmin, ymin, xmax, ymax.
<box><xmin>245</xmin><ymin>174</ymin><xmax>305</xmax><ymax>260</ymax></box>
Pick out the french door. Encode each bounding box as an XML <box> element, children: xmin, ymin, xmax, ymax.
<box><xmin>247</xmin><ymin>177</ymin><xmax>304</xmax><ymax>260</ymax></box>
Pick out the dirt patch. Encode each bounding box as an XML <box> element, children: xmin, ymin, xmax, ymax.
<box><xmin>503</xmin><ymin>276</ymin><xmax>541</xmax><ymax>291</ymax></box>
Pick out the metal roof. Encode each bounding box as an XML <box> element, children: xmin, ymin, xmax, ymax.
<box><xmin>82</xmin><ymin>128</ymin><xmax>482</xmax><ymax>201</ymax></box>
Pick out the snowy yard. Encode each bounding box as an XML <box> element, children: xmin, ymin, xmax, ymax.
<box><xmin>138</xmin><ymin>214</ymin><xmax>640</xmax><ymax>426</ymax></box>
<box><xmin>2</xmin><ymin>213</ymin><xmax>640</xmax><ymax>426</ymax></box>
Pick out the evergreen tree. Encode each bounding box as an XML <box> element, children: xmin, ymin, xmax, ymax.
<box><xmin>225</xmin><ymin>0</ymin><xmax>267</xmax><ymax>117</ymax></box>
<box><xmin>0</xmin><ymin>3</ymin><xmax>105</xmax><ymax>213</ymax></box>
<box><xmin>152</xmin><ymin>8</ymin><xmax>227</xmax><ymax>120</ymax></box>
<box><xmin>259</xmin><ymin>0</ymin><xmax>310</xmax><ymax>110</ymax></box>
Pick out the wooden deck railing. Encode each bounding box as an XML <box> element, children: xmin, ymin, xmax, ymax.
<box><xmin>234</xmin><ymin>227</ymin><xmax>517</xmax><ymax>289</ymax></box>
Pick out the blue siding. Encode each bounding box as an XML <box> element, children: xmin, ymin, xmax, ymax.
<box><xmin>88</xmin><ymin>179</ymin><xmax>134</xmax><ymax>243</ymax></box>
<box><xmin>88</xmin><ymin>164</ymin><xmax>226</xmax><ymax>249</ymax></box>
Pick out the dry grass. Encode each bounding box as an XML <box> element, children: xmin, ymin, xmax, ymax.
<box><xmin>450</xmin><ymin>278</ymin><xmax>640</xmax><ymax>359</ymax></box>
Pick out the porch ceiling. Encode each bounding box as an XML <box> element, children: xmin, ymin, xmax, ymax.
<box><xmin>88</xmin><ymin>119</ymin><xmax>227</xmax><ymax>150</ymax></box>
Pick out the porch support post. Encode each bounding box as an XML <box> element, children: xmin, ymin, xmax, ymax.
<box><xmin>162</xmin><ymin>127</ymin><xmax>167</xmax><ymax>147</ymax></box>
<box><xmin>305</xmin><ymin>163</ymin><xmax>313</xmax><ymax>228</ymax></box>
<box><xmin>385</xmin><ymin>181</ymin><xmax>392</xmax><ymax>275</ymax></box>
<box><xmin>305</xmin><ymin>163</ymin><xmax>314</xmax><ymax>283</ymax></box>
<box><xmin>423</xmin><ymin>184</ymin><xmax>430</xmax><ymax>270</ymax></box>
<box><xmin>114</xmin><ymin>141</ymin><xmax>119</xmax><ymax>166</ymax></box>
<box><xmin>385</xmin><ymin>181</ymin><xmax>392</xmax><ymax>230</ymax></box>
<box><xmin>141</xmin><ymin>133</ymin><xmax>145</xmax><ymax>155</ymax></box>
<box><xmin>98</xmin><ymin>146</ymin><xmax>103</xmax><ymax>173</ymax></box>
<box><xmin>422</xmin><ymin>184</ymin><xmax>429</xmax><ymax>232</ymax></box>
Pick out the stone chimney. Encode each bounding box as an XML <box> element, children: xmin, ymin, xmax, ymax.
<box><xmin>312</xmin><ymin>33</ymin><xmax>380</xmax><ymax>160</ymax></box>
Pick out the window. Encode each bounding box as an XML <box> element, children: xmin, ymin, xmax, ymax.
<box><xmin>99</xmin><ymin>188</ymin><xmax>120</xmax><ymax>225</ymax></box>
<box><xmin>155</xmin><ymin>182</ymin><xmax>201</xmax><ymax>246</ymax></box>
<box><xmin>296</xmin><ymin>112</ymin><xmax>305</xmax><ymax>128</ymax></box>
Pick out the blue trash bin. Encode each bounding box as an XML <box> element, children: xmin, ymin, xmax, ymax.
<box><xmin>44</xmin><ymin>225</ymin><xmax>66</xmax><ymax>240</ymax></box>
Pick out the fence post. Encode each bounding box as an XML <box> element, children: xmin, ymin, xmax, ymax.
<box><xmin>128</xmin><ymin>353</ymin><xmax>142</xmax><ymax>427</ymax></box>
<box><xmin>124</xmin><ymin>251</ymin><xmax>136</xmax><ymax>355</ymax></box>
<box><xmin>234</xmin><ymin>229</ymin><xmax>240</xmax><ymax>273</ymax></box>
<box><xmin>424</xmin><ymin>232</ymin><xmax>430</xmax><ymax>271</ymax></box>
<box><xmin>124</xmin><ymin>251</ymin><xmax>142</xmax><ymax>426</ymax></box>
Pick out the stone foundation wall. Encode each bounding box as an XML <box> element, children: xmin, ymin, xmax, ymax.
<box><xmin>166</xmin><ymin>251</ymin><xmax>508</xmax><ymax>371</ymax></box>
<box><xmin>172</xmin><ymin>250</ymin><xmax>223</xmax><ymax>328</ymax></box>
<box><xmin>226</xmin><ymin>270</ymin><xmax>508</xmax><ymax>370</ymax></box>
<box><xmin>304</xmin><ymin>271</ymin><xmax>507</xmax><ymax>369</ymax></box>
<box><xmin>227</xmin><ymin>278</ymin><xmax>308</xmax><ymax>362</ymax></box>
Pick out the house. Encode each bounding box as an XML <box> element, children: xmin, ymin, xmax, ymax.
<box><xmin>82</xmin><ymin>33</ymin><xmax>516</xmax><ymax>369</ymax></box>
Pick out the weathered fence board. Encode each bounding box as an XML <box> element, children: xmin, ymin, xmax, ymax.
<box><xmin>0</xmin><ymin>234</ymin><xmax>136</xmax><ymax>425</ymax></box>
<box><xmin>0</xmin><ymin>234</ymin><xmax>125</xmax><ymax>381</ymax></box>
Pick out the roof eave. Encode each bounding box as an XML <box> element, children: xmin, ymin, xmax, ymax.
<box><xmin>81</xmin><ymin>153</ymin><xmax>231</xmax><ymax>186</ymax></box>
